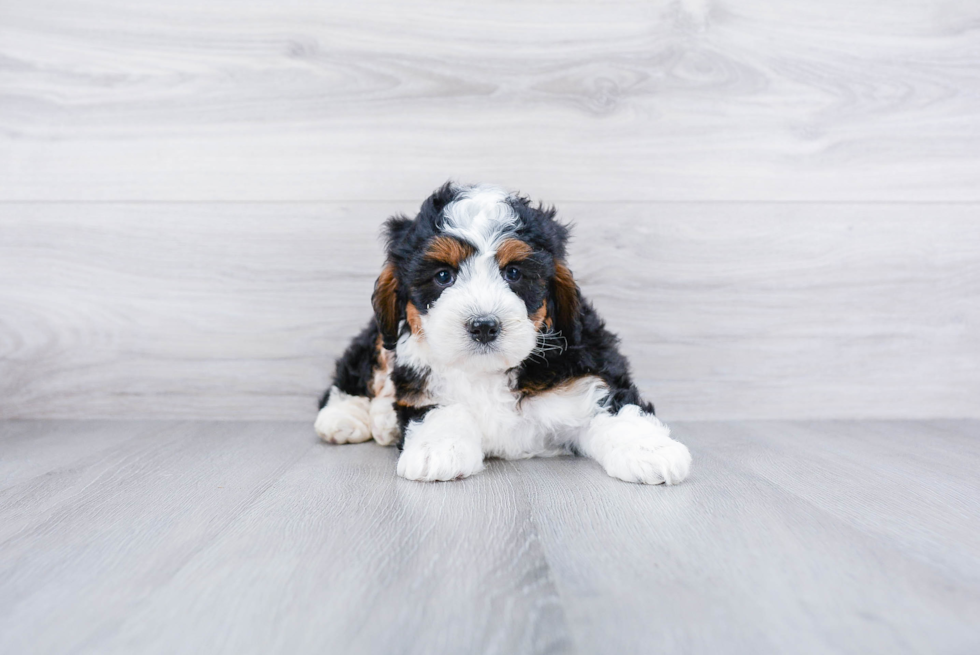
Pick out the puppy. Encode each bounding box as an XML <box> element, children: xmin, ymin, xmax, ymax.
<box><xmin>315</xmin><ymin>183</ymin><xmax>691</xmax><ymax>484</ymax></box>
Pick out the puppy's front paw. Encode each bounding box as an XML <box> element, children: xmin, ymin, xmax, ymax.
<box><xmin>396</xmin><ymin>407</ymin><xmax>484</xmax><ymax>481</ymax></box>
<box><xmin>315</xmin><ymin>387</ymin><xmax>372</xmax><ymax>444</ymax></box>
<box><xmin>587</xmin><ymin>406</ymin><xmax>692</xmax><ymax>485</ymax></box>
<box><xmin>397</xmin><ymin>438</ymin><xmax>484</xmax><ymax>481</ymax></box>
<box><xmin>602</xmin><ymin>438</ymin><xmax>692</xmax><ymax>485</ymax></box>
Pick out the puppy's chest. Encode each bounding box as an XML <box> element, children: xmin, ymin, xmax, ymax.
<box><xmin>427</xmin><ymin>369</ymin><xmax>522</xmax><ymax>421</ymax></box>
<box><xmin>425</xmin><ymin>370</ymin><xmax>549</xmax><ymax>457</ymax></box>
<box><xmin>423</xmin><ymin>369</ymin><xmax>605</xmax><ymax>455</ymax></box>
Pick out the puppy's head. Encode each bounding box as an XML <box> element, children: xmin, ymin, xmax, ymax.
<box><xmin>373</xmin><ymin>182</ymin><xmax>579</xmax><ymax>372</ymax></box>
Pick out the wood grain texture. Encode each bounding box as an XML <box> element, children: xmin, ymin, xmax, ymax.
<box><xmin>685</xmin><ymin>420</ymin><xmax>980</xmax><ymax>583</ymax></box>
<box><xmin>0</xmin><ymin>420</ymin><xmax>314</xmax><ymax>655</ymax></box>
<box><xmin>1</xmin><ymin>419</ymin><xmax>978</xmax><ymax>654</ymax></box>
<box><xmin>1</xmin><ymin>0</ymin><xmax>979</xmax><ymax>201</ymax></box>
<box><xmin>516</xmin><ymin>420</ymin><xmax>980</xmax><ymax>654</ymax></box>
<box><xmin>2</xmin><ymin>202</ymin><xmax>978</xmax><ymax>420</ymax></box>
<box><xmin>0</xmin><ymin>420</ymin><xmax>571</xmax><ymax>655</ymax></box>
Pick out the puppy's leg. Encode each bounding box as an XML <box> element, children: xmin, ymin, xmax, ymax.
<box><xmin>368</xmin><ymin>356</ymin><xmax>400</xmax><ymax>446</ymax></box>
<box><xmin>396</xmin><ymin>405</ymin><xmax>485</xmax><ymax>482</ymax></box>
<box><xmin>315</xmin><ymin>321</ymin><xmax>382</xmax><ymax>445</ymax></box>
<box><xmin>315</xmin><ymin>386</ymin><xmax>373</xmax><ymax>444</ymax></box>
<box><xmin>578</xmin><ymin>405</ymin><xmax>691</xmax><ymax>485</ymax></box>
<box><xmin>369</xmin><ymin>397</ymin><xmax>400</xmax><ymax>446</ymax></box>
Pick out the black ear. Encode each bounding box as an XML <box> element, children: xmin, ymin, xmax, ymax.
<box><xmin>549</xmin><ymin>259</ymin><xmax>582</xmax><ymax>342</ymax></box>
<box><xmin>372</xmin><ymin>261</ymin><xmax>402</xmax><ymax>350</ymax></box>
<box><xmin>383</xmin><ymin>215</ymin><xmax>414</xmax><ymax>250</ymax></box>
<box><xmin>420</xmin><ymin>181</ymin><xmax>458</xmax><ymax>223</ymax></box>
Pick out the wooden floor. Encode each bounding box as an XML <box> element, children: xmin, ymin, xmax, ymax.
<box><xmin>1</xmin><ymin>420</ymin><xmax>978</xmax><ymax>654</ymax></box>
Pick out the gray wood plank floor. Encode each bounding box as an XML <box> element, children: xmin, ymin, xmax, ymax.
<box><xmin>2</xmin><ymin>420</ymin><xmax>978</xmax><ymax>654</ymax></box>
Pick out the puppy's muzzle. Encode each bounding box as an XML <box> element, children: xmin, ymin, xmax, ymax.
<box><xmin>467</xmin><ymin>316</ymin><xmax>500</xmax><ymax>344</ymax></box>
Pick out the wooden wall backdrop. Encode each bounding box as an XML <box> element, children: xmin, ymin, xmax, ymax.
<box><xmin>1</xmin><ymin>0</ymin><xmax>978</xmax><ymax>420</ymax></box>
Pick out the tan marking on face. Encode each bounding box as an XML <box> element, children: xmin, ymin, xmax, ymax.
<box><xmin>405</xmin><ymin>302</ymin><xmax>423</xmax><ymax>336</ymax></box>
<box><xmin>424</xmin><ymin>236</ymin><xmax>476</xmax><ymax>268</ymax></box>
<box><xmin>531</xmin><ymin>300</ymin><xmax>548</xmax><ymax>330</ymax></box>
<box><xmin>495</xmin><ymin>238</ymin><xmax>533</xmax><ymax>267</ymax></box>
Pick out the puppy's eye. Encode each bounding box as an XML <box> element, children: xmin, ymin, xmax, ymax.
<box><xmin>434</xmin><ymin>269</ymin><xmax>456</xmax><ymax>287</ymax></box>
<box><xmin>504</xmin><ymin>266</ymin><xmax>522</xmax><ymax>282</ymax></box>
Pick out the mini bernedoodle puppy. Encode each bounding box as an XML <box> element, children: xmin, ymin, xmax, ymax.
<box><xmin>315</xmin><ymin>183</ymin><xmax>692</xmax><ymax>485</ymax></box>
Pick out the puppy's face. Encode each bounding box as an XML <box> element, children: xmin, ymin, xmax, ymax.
<box><xmin>410</xmin><ymin>234</ymin><xmax>543</xmax><ymax>370</ymax></box>
<box><xmin>373</xmin><ymin>184</ymin><xmax>579</xmax><ymax>372</ymax></box>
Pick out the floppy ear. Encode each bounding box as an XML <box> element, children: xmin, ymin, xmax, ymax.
<box><xmin>372</xmin><ymin>262</ymin><xmax>403</xmax><ymax>350</ymax></box>
<box><xmin>549</xmin><ymin>259</ymin><xmax>581</xmax><ymax>341</ymax></box>
<box><xmin>372</xmin><ymin>215</ymin><xmax>415</xmax><ymax>349</ymax></box>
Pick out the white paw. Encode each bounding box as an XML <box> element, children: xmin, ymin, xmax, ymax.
<box><xmin>397</xmin><ymin>438</ymin><xmax>484</xmax><ymax>481</ymax></box>
<box><xmin>602</xmin><ymin>438</ymin><xmax>692</xmax><ymax>485</ymax></box>
<box><xmin>396</xmin><ymin>406</ymin><xmax>484</xmax><ymax>481</ymax></box>
<box><xmin>586</xmin><ymin>406</ymin><xmax>692</xmax><ymax>485</ymax></box>
<box><xmin>369</xmin><ymin>397</ymin><xmax>400</xmax><ymax>446</ymax></box>
<box><xmin>314</xmin><ymin>387</ymin><xmax>372</xmax><ymax>444</ymax></box>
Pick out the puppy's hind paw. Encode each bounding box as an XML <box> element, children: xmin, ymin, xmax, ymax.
<box><xmin>315</xmin><ymin>387</ymin><xmax>372</xmax><ymax>444</ymax></box>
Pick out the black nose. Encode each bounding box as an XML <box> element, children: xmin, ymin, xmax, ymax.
<box><xmin>467</xmin><ymin>316</ymin><xmax>501</xmax><ymax>344</ymax></box>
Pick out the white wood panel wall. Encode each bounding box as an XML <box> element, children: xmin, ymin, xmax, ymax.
<box><xmin>1</xmin><ymin>0</ymin><xmax>978</xmax><ymax>419</ymax></box>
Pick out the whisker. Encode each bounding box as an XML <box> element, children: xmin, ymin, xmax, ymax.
<box><xmin>525</xmin><ymin>350</ymin><xmax>548</xmax><ymax>365</ymax></box>
<box><xmin>535</xmin><ymin>329</ymin><xmax>567</xmax><ymax>355</ymax></box>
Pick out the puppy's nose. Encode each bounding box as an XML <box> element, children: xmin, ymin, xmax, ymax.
<box><xmin>467</xmin><ymin>316</ymin><xmax>501</xmax><ymax>344</ymax></box>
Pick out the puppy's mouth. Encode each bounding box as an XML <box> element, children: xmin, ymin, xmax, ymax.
<box><xmin>452</xmin><ymin>315</ymin><xmax>533</xmax><ymax>367</ymax></box>
<box><xmin>468</xmin><ymin>341</ymin><xmax>501</xmax><ymax>355</ymax></box>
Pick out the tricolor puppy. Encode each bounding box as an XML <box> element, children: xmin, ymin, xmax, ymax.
<box><xmin>315</xmin><ymin>183</ymin><xmax>692</xmax><ymax>485</ymax></box>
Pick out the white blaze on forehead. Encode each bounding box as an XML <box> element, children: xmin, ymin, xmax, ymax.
<box><xmin>413</xmin><ymin>184</ymin><xmax>539</xmax><ymax>373</ymax></box>
<box><xmin>442</xmin><ymin>185</ymin><xmax>520</xmax><ymax>253</ymax></box>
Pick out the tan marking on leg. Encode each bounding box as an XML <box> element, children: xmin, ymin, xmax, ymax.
<box><xmin>396</xmin><ymin>392</ymin><xmax>436</xmax><ymax>409</ymax></box>
<box><xmin>531</xmin><ymin>300</ymin><xmax>548</xmax><ymax>330</ymax></box>
<box><xmin>370</xmin><ymin>335</ymin><xmax>393</xmax><ymax>398</ymax></box>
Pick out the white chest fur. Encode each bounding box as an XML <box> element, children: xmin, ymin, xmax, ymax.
<box><xmin>397</xmin><ymin>331</ymin><xmax>608</xmax><ymax>459</ymax></box>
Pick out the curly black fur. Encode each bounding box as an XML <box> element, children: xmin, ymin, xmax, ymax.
<box><xmin>391</xmin><ymin>363</ymin><xmax>430</xmax><ymax>400</ymax></box>
<box><xmin>395</xmin><ymin>404</ymin><xmax>436</xmax><ymax>445</ymax></box>
<box><xmin>515</xmin><ymin>299</ymin><xmax>653</xmax><ymax>414</ymax></box>
<box><xmin>318</xmin><ymin>320</ymin><xmax>379</xmax><ymax>409</ymax></box>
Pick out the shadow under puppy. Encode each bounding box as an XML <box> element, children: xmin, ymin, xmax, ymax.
<box><xmin>316</xmin><ymin>182</ymin><xmax>691</xmax><ymax>484</ymax></box>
